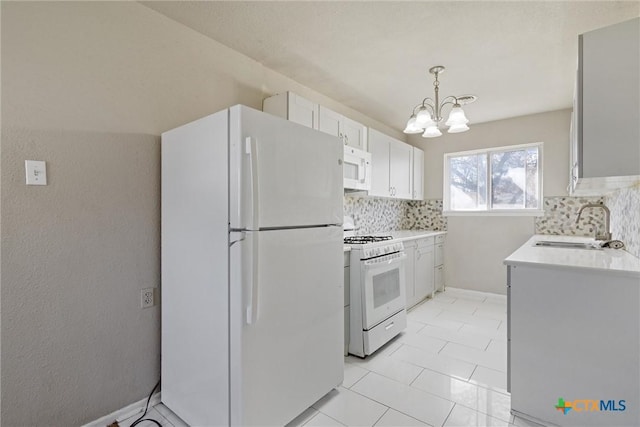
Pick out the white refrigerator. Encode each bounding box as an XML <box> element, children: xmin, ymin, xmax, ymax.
<box><xmin>161</xmin><ymin>105</ymin><xmax>344</xmax><ymax>426</ymax></box>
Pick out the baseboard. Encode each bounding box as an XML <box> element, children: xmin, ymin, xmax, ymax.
<box><xmin>82</xmin><ymin>392</ymin><xmax>161</xmax><ymax>427</ymax></box>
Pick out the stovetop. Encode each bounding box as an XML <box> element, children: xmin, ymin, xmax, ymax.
<box><xmin>344</xmin><ymin>235</ymin><xmax>404</xmax><ymax>259</ymax></box>
<box><xmin>343</xmin><ymin>235</ymin><xmax>393</xmax><ymax>245</ymax></box>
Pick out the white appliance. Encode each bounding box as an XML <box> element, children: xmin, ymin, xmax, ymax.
<box><xmin>343</xmin><ymin>146</ymin><xmax>372</xmax><ymax>191</ymax></box>
<box><xmin>346</xmin><ymin>236</ymin><xmax>407</xmax><ymax>357</ymax></box>
<box><xmin>161</xmin><ymin>105</ymin><xmax>344</xmax><ymax>426</ymax></box>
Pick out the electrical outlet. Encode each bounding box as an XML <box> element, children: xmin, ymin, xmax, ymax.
<box><xmin>141</xmin><ymin>288</ymin><xmax>155</xmax><ymax>308</ymax></box>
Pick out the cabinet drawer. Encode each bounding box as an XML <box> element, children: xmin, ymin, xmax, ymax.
<box><xmin>435</xmin><ymin>234</ymin><xmax>446</xmax><ymax>244</ymax></box>
<box><xmin>363</xmin><ymin>310</ymin><xmax>407</xmax><ymax>356</ymax></box>
<box><xmin>435</xmin><ymin>243</ymin><xmax>444</xmax><ymax>266</ymax></box>
<box><xmin>416</xmin><ymin>236</ymin><xmax>434</xmax><ymax>248</ymax></box>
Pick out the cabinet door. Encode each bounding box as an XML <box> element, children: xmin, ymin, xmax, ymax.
<box><xmin>435</xmin><ymin>265</ymin><xmax>444</xmax><ymax>293</ymax></box>
<box><xmin>404</xmin><ymin>243</ymin><xmax>416</xmax><ymax>308</ymax></box>
<box><xmin>318</xmin><ymin>106</ymin><xmax>342</xmax><ymax>140</ymax></box>
<box><xmin>434</xmin><ymin>243</ymin><xmax>444</xmax><ymax>267</ymax></box>
<box><xmin>389</xmin><ymin>138</ymin><xmax>413</xmax><ymax>199</ymax></box>
<box><xmin>289</xmin><ymin>93</ymin><xmax>319</xmax><ymax>130</ymax></box>
<box><xmin>412</xmin><ymin>147</ymin><xmax>424</xmax><ymax>200</ymax></box>
<box><xmin>568</xmin><ymin>75</ymin><xmax>580</xmax><ymax>194</ymax></box>
<box><xmin>368</xmin><ymin>129</ymin><xmax>391</xmax><ymax>197</ymax></box>
<box><xmin>414</xmin><ymin>245</ymin><xmax>434</xmax><ymax>302</ymax></box>
<box><xmin>581</xmin><ymin>18</ymin><xmax>640</xmax><ymax>178</ymax></box>
<box><xmin>340</xmin><ymin>116</ymin><xmax>368</xmax><ymax>151</ymax></box>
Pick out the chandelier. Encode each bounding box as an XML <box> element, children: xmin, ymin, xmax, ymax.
<box><xmin>403</xmin><ymin>65</ymin><xmax>477</xmax><ymax>138</ymax></box>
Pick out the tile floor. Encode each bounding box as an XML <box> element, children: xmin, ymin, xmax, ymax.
<box><xmin>120</xmin><ymin>288</ymin><xmax>540</xmax><ymax>427</ymax></box>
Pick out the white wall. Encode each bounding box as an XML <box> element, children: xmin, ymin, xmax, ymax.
<box><xmin>409</xmin><ymin>109</ymin><xmax>573</xmax><ymax>294</ymax></box>
<box><xmin>0</xmin><ymin>2</ymin><xmax>401</xmax><ymax>425</ymax></box>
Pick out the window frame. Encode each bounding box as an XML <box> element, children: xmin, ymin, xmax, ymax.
<box><xmin>443</xmin><ymin>142</ymin><xmax>544</xmax><ymax>216</ymax></box>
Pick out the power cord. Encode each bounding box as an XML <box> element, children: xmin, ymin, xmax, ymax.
<box><xmin>129</xmin><ymin>380</ymin><xmax>162</xmax><ymax>427</ymax></box>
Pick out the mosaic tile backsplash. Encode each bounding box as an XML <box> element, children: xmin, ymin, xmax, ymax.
<box><xmin>607</xmin><ymin>184</ymin><xmax>640</xmax><ymax>258</ymax></box>
<box><xmin>347</xmin><ymin>190</ymin><xmax>639</xmax><ymax>259</ymax></box>
<box><xmin>535</xmin><ymin>196</ymin><xmax>606</xmax><ymax>236</ymax></box>
<box><xmin>343</xmin><ymin>196</ymin><xmax>446</xmax><ymax>234</ymax></box>
<box><xmin>343</xmin><ymin>196</ymin><xmax>408</xmax><ymax>234</ymax></box>
<box><xmin>405</xmin><ymin>200</ymin><xmax>448</xmax><ymax>231</ymax></box>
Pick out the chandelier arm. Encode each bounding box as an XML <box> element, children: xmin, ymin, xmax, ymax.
<box><xmin>411</xmin><ymin>104</ymin><xmax>424</xmax><ymax>116</ymax></box>
<box><xmin>421</xmin><ymin>97</ymin><xmax>435</xmax><ymax>106</ymax></box>
<box><xmin>423</xmin><ymin>103</ymin><xmax>436</xmax><ymax>116</ymax></box>
<box><xmin>440</xmin><ymin>96</ymin><xmax>458</xmax><ymax>105</ymax></box>
<box><xmin>439</xmin><ymin>100</ymin><xmax>458</xmax><ymax>110</ymax></box>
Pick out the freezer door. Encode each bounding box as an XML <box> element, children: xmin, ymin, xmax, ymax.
<box><xmin>229</xmin><ymin>105</ymin><xmax>343</xmax><ymax>230</ymax></box>
<box><xmin>229</xmin><ymin>226</ymin><xmax>344</xmax><ymax>426</ymax></box>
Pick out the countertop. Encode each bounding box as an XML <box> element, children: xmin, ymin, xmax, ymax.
<box><xmin>382</xmin><ymin>230</ymin><xmax>446</xmax><ymax>243</ymax></box>
<box><xmin>504</xmin><ymin>235</ymin><xmax>640</xmax><ymax>278</ymax></box>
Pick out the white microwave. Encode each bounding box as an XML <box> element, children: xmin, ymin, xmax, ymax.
<box><xmin>343</xmin><ymin>146</ymin><xmax>371</xmax><ymax>191</ymax></box>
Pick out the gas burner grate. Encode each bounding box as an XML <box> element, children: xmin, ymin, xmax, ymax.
<box><xmin>344</xmin><ymin>235</ymin><xmax>393</xmax><ymax>244</ymax></box>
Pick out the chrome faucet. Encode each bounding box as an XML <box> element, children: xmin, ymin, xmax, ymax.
<box><xmin>575</xmin><ymin>203</ymin><xmax>611</xmax><ymax>241</ymax></box>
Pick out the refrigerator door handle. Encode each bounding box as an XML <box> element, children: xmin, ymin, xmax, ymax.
<box><xmin>245</xmin><ymin>137</ymin><xmax>260</xmax><ymax>230</ymax></box>
<box><xmin>246</xmin><ymin>232</ymin><xmax>259</xmax><ymax>325</ymax></box>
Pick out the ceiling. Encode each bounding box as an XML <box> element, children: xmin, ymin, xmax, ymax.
<box><xmin>141</xmin><ymin>1</ymin><xmax>639</xmax><ymax>133</ymax></box>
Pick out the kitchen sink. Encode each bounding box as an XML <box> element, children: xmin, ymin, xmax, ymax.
<box><xmin>534</xmin><ymin>241</ymin><xmax>603</xmax><ymax>250</ymax></box>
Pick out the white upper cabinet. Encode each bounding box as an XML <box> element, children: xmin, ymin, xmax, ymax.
<box><xmin>318</xmin><ymin>106</ymin><xmax>368</xmax><ymax>151</ymax></box>
<box><xmin>368</xmin><ymin>128</ymin><xmax>413</xmax><ymax>199</ymax></box>
<box><xmin>318</xmin><ymin>105</ymin><xmax>342</xmax><ymax>137</ymax></box>
<box><xmin>389</xmin><ymin>139</ymin><xmax>413</xmax><ymax>200</ymax></box>
<box><xmin>369</xmin><ymin>129</ymin><xmax>392</xmax><ymax>197</ymax></box>
<box><xmin>340</xmin><ymin>115</ymin><xmax>368</xmax><ymax>151</ymax></box>
<box><xmin>571</xmin><ymin>17</ymin><xmax>640</xmax><ymax>194</ymax></box>
<box><xmin>412</xmin><ymin>147</ymin><xmax>424</xmax><ymax>200</ymax></box>
<box><xmin>263</xmin><ymin>92</ymin><xmax>319</xmax><ymax>130</ymax></box>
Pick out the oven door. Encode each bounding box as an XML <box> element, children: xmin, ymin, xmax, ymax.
<box><xmin>361</xmin><ymin>252</ymin><xmax>407</xmax><ymax>330</ymax></box>
<box><xmin>343</xmin><ymin>147</ymin><xmax>371</xmax><ymax>191</ymax></box>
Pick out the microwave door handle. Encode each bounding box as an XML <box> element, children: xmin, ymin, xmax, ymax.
<box><xmin>245</xmin><ymin>137</ymin><xmax>260</xmax><ymax>230</ymax></box>
<box><xmin>360</xmin><ymin>158</ymin><xmax>366</xmax><ymax>184</ymax></box>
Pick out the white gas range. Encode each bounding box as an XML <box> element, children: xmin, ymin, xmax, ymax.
<box><xmin>344</xmin><ymin>235</ymin><xmax>407</xmax><ymax>357</ymax></box>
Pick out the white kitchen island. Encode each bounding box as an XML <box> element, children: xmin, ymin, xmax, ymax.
<box><xmin>505</xmin><ymin>235</ymin><xmax>640</xmax><ymax>427</ymax></box>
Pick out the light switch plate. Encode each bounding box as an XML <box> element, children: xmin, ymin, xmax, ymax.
<box><xmin>25</xmin><ymin>160</ymin><xmax>47</xmax><ymax>185</ymax></box>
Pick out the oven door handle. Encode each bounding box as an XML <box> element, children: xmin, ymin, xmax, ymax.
<box><xmin>363</xmin><ymin>252</ymin><xmax>407</xmax><ymax>267</ymax></box>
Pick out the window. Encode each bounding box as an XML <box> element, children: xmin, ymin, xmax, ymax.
<box><xmin>443</xmin><ymin>142</ymin><xmax>543</xmax><ymax>216</ymax></box>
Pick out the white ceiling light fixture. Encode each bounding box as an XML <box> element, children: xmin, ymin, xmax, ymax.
<box><xmin>403</xmin><ymin>66</ymin><xmax>477</xmax><ymax>138</ymax></box>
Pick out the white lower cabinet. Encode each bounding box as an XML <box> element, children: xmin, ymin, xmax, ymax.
<box><xmin>404</xmin><ymin>242</ymin><xmax>417</xmax><ymax>307</ymax></box>
<box><xmin>414</xmin><ymin>243</ymin><xmax>434</xmax><ymax>302</ymax></box>
<box><xmin>344</xmin><ymin>251</ymin><xmax>350</xmax><ymax>356</ymax></box>
<box><xmin>405</xmin><ymin>237</ymin><xmax>436</xmax><ymax>309</ymax></box>
<box><xmin>434</xmin><ymin>234</ymin><xmax>445</xmax><ymax>292</ymax></box>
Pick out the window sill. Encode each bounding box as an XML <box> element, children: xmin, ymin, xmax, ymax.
<box><xmin>443</xmin><ymin>209</ymin><xmax>545</xmax><ymax>217</ymax></box>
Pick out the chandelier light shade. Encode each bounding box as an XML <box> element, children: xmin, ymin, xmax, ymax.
<box><xmin>403</xmin><ymin>115</ymin><xmax>423</xmax><ymax>134</ymax></box>
<box><xmin>423</xmin><ymin>125</ymin><xmax>442</xmax><ymax>138</ymax></box>
<box><xmin>404</xmin><ymin>66</ymin><xmax>477</xmax><ymax>138</ymax></box>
